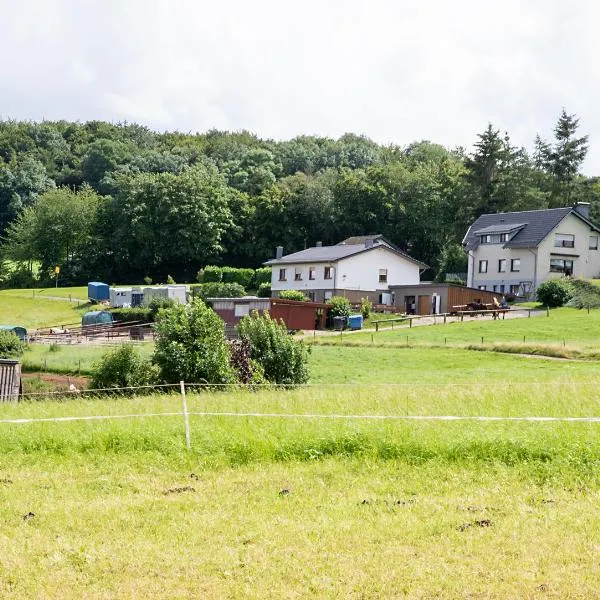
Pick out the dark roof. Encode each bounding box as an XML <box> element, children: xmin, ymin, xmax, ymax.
<box><xmin>337</xmin><ymin>234</ymin><xmax>387</xmax><ymax>246</ymax></box>
<box><xmin>462</xmin><ymin>207</ymin><xmax>600</xmax><ymax>250</ymax></box>
<box><xmin>264</xmin><ymin>239</ymin><xmax>428</xmax><ymax>268</ymax></box>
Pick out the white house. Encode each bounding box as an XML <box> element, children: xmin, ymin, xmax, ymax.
<box><xmin>462</xmin><ymin>203</ymin><xmax>600</xmax><ymax>298</ymax></box>
<box><xmin>264</xmin><ymin>235</ymin><xmax>427</xmax><ymax>304</ymax></box>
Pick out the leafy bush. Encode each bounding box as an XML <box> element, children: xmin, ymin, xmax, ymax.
<box><xmin>566</xmin><ymin>278</ymin><xmax>600</xmax><ymax>309</ymax></box>
<box><xmin>202</xmin><ymin>265</ymin><xmax>223</xmax><ymax>283</ymax></box>
<box><xmin>238</xmin><ymin>310</ymin><xmax>309</xmax><ymax>384</ymax></box>
<box><xmin>252</xmin><ymin>267</ymin><xmax>272</xmax><ymax>287</ymax></box>
<box><xmin>257</xmin><ymin>282</ymin><xmax>271</xmax><ymax>297</ymax></box>
<box><xmin>110</xmin><ymin>307</ymin><xmax>152</xmax><ymax>323</ymax></box>
<box><xmin>147</xmin><ymin>297</ymin><xmax>176</xmax><ymax>321</ymax></box>
<box><xmin>536</xmin><ymin>279</ymin><xmax>574</xmax><ymax>308</ymax></box>
<box><xmin>0</xmin><ymin>331</ymin><xmax>25</xmax><ymax>358</ymax></box>
<box><xmin>327</xmin><ymin>296</ymin><xmax>351</xmax><ymax>318</ymax></box>
<box><xmin>166</xmin><ymin>274</ymin><xmax>176</xmax><ymax>284</ymax></box>
<box><xmin>143</xmin><ymin>276</ymin><xmax>153</xmax><ymax>285</ymax></box>
<box><xmin>222</xmin><ymin>266</ymin><xmax>254</xmax><ymax>289</ymax></box>
<box><xmin>228</xmin><ymin>339</ymin><xmax>266</xmax><ymax>384</ymax></box>
<box><xmin>153</xmin><ymin>299</ymin><xmax>236</xmax><ymax>384</ymax></box>
<box><xmin>90</xmin><ymin>344</ymin><xmax>158</xmax><ymax>390</ymax></box>
<box><xmin>360</xmin><ymin>297</ymin><xmax>372</xmax><ymax>320</ymax></box>
<box><xmin>279</xmin><ymin>290</ymin><xmax>306</xmax><ymax>301</ymax></box>
<box><xmin>193</xmin><ymin>282</ymin><xmax>246</xmax><ymax>300</ymax></box>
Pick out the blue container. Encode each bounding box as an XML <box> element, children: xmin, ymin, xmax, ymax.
<box><xmin>88</xmin><ymin>281</ymin><xmax>110</xmax><ymax>302</ymax></box>
<box><xmin>347</xmin><ymin>314</ymin><xmax>363</xmax><ymax>330</ymax></box>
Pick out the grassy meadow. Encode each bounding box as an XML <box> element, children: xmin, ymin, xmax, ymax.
<box><xmin>1</xmin><ymin>287</ymin><xmax>600</xmax><ymax>597</ymax></box>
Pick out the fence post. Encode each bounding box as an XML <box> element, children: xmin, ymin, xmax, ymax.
<box><xmin>546</xmin><ymin>306</ymin><xmax>550</xmax><ymax>317</ymax></box>
<box><xmin>180</xmin><ymin>381</ymin><xmax>191</xmax><ymax>450</ymax></box>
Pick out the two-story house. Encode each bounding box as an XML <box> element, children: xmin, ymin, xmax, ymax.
<box><xmin>265</xmin><ymin>235</ymin><xmax>427</xmax><ymax>304</ymax></box>
<box><xmin>462</xmin><ymin>203</ymin><xmax>600</xmax><ymax>298</ymax></box>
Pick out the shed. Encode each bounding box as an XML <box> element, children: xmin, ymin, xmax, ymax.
<box><xmin>0</xmin><ymin>359</ymin><xmax>21</xmax><ymax>401</ymax></box>
<box><xmin>0</xmin><ymin>325</ymin><xmax>27</xmax><ymax>341</ymax></box>
<box><xmin>88</xmin><ymin>281</ymin><xmax>110</xmax><ymax>302</ymax></box>
<box><xmin>82</xmin><ymin>311</ymin><xmax>114</xmax><ymax>327</ymax></box>
<box><xmin>389</xmin><ymin>283</ymin><xmax>501</xmax><ymax>315</ymax></box>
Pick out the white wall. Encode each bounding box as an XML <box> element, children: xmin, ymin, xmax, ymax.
<box><xmin>271</xmin><ymin>246</ymin><xmax>421</xmax><ymax>293</ymax></box>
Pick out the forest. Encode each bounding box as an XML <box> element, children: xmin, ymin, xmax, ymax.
<box><xmin>0</xmin><ymin>109</ymin><xmax>594</xmax><ymax>286</ymax></box>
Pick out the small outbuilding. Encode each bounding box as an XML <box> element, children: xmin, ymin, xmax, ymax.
<box><xmin>88</xmin><ymin>282</ymin><xmax>110</xmax><ymax>303</ymax></box>
<box><xmin>0</xmin><ymin>359</ymin><xmax>21</xmax><ymax>401</ymax></box>
<box><xmin>389</xmin><ymin>283</ymin><xmax>501</xmax><ymax>315</ymax></box>
<box><xmin>0</xmin><ymin>325</ymin><xmax>28</xmax><ymax>341</ymax></box>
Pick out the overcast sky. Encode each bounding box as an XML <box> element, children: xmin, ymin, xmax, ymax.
<box><xmin>1</xmin><ymin>0</ymin><xmax>600</xmax><ymax>172</ymax></box>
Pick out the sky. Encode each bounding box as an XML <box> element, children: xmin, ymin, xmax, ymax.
<box><xmin>1</xmin><ymin>0</ymin><xmax>600</xmax><ymax>172</ymax></box>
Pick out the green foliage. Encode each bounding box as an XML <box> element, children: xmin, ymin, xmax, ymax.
<box><xmin>109</xmin><ymin>307</ymin><xmax>152</xmax><ymax>323</ymax></box>
<box><xmin>0</xmin><ymin>330</ymin><xmax>24</xmax><ymax>358</ymax></box>
<box><xmin>327</xmin><ymin>296</ymin><xmax>351</xmax><ymax>318</ymax></box>
<box><xmin>153</xmin><ymin>299</ymin><xmax>236</xmax><ymax>384</ymax></box>
<box><xmin>536</xmin><ymin>279</ymin><xmax>574</xmax><ymax>308</ymax></box>
<box><xmin>435</xmin><ymin>243</ymin><xmax>468</xmax><ymax>282</ymax></box>
<box><xmin>238</xmin><ymin>310</ymin><xmax>309</xmax><ymax>384</ymax></box>
<box><xmin>193</xmin><ymin>282</ymin><xmax>246</xmax><ymax>300</ymax></box>
<box><xmin>257</xmin><ymin>282</ymin><xmax>271</xmax><ymax>297</ymax></box>
<box><xmin>360</xmin><ymin>297</ymin><xmax>372</xmax><ymax>320</ymax></box>
<box><xmin>90</xmin><ymin>344</ymin><xmax>158</xmax><ymax>390</ymax></box>
<box><xmin>279</xmin><ymin>289</ymin><xmax>306</xmax><ymax>301</ymax></box>
<box><xmin>143</xmin><ymin>276</ymin><xmax>153</xmax><ymax>285</ymax></box>
<box><xmin>252</xmin><ymin>267</ymin><xmax>272</xmax><ymax>287</ymax></box>
<box><xmin>147</xmin><ymin>297</ymin><xmax>176</xmax><ymax>321</ymax></box>
<box><xmin>221</xmin><ymin>266</ymin><xmax>254</xmax><ymax>288</ymax></box>
<box><xmin>566</xmin><ymin>279</ymin><xmax>600</xmax><ymax>309</ymax></box>
<box><xmin>202</xmin><ymin>265</ymin><xmax>222</xmax><ymax>282</ymax></box>
<box><xmin>166</xmin><ymin>274</ymin><xmax>176</xmax><ymax>284</ymax></box>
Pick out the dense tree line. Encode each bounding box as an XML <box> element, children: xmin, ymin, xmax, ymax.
<box><xmin>0</xmin><ymin>110</ymin><xmax>596</xmax><ymax>286</ymax></box>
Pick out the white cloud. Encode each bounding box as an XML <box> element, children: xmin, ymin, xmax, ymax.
<box><xmin>1</xmin><ymin>0</ymin><xmax>600</xmax><ymax>172</ymax></box>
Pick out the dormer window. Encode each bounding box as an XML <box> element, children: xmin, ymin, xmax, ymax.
<box><xmin>480</xmin><ymin>232</ymin><xmax>509</xmax><ymax>244</ymax></box>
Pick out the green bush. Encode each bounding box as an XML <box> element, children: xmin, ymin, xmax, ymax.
<box><xmin>193</xmin><ymin>282</ymin><xmax>246</xmax><ymax>300</ymax></box>
<box><xmin>252</xmin><ymin>267</ymin><xmax>272</xmax><ymax>287</ymax></box>
<box><xmin>202</xmin><ymin>265</ymin><xmax>223</xmax><ymax>282</ymax></box>
<box><xmin>0</xmin><ymin>331</ymin><xmax>25</xmax><ymax>358</ymax></box>
<box><xmin>238</xmin><ymin>310</ymin><xmax>309</xmax><ymax>384</ymax></box>
<box><xmin>166</xmin><ymin>274</ymin><xmax>176</xmax><ymax>284</ymax></box>
<box><xmin>279</xmin><ymin>290</ymin><xmax>306</xmax><ymax>301</ymax></box>
<box><xmin>153</xmin><ymin>299</ymin><xmax>236</xmax><ymax>384</ymax></box>
<box><xmin>360</xmin><ymin>297</ymin><xmax>372</xmax><ymax>320</ymax></box>
<box><xmin>257</xmin><ymin>282</ymin><xmax>271</xmax><ymax>297</ymax></box>
<box><xmin>110</xmin><ymin>307</ymin><xmax>152</xmax><ymax>323</ymax></box>
<box><xmin>222</xmin><ymin>266</ymin><xmax>254</xmax><ymax>289</ymax></box>
<box><xmin>566</xmin><ymin>278</ymin><xmax>600</xmax><ymax>309</ymax></box>
<box><xmin>327</xmin><ymin>296</ymin><xmax>351</xmax><ymax>318</ymax></box>
<box><xmin>147</xmin><ymin>298</ymin><xmax>176</xmax><ymax>321</ymax></box>
<box><xmin>90</xmin><ymin>344</ymin><xmax>158</xmax><ymax>391</ymax></box>
<box><xmin>536</xmin><ymin>279</ymin><xmax>574</xmax><ymax>308</ymax></box>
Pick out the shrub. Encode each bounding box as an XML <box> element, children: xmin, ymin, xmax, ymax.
<box><xmin>257</xmin><ymin>282</ymin><xmax>271</xmax><ymax>297</ymax></box>
<box><xmin>222</xmin><ymin>266</ymin><xmax>254</xmax><ymax>289</ymax></box>
<box><xmin>0</xmin><ymin>331</ymin><xmax>25</xmax><ymax>358</ymax></box>
<box><xmin>536</xmin><ymin>279</ymin><xmax>574</xmax><ymax>308</ymax></box>
<box><xmin>153</xmin><ymin>299</ymin><xmax>236</xmax><ymax>384</ymax></box>
<box><xmin>279</xmin><ymin>290</ymin><xmax>306</xmax><ymax>301</ymax></box>
<box><xmin>360</xmin><ymin>297</ymin><xmax>372</xmax><ymax>320</ymax></box>
<box><xmin>193</xmin><ymin>282</ymin><xmax>246</xmax><ymax>300</ymax></box>
<box><xmin>90</xmin><ymin>344</ymin><xmax>158</xmax><ymax>390</ymax></box>
<box><xmin>566</xmin><ymin>278</ymin><xmax>600</xmax><ymax>309</ymax></box>
<box><xmin>238</xmin><ymin>310</ymin><xmax>310</xmax><ymax>384</ymax></box>
<box><xmin>166</xmin><ymin>274</ymin><xmax>176</xmax><ymax>284</ymax></box>
<box><xmin>147</xmin><ymin>297</ymin><xmax>176</xmax><ymax>321</ymax></box>
<box><xmin>110</xmin><ymin>307</ymin><xmax>152</xmax><ymax>323</ymax></box>
<box><xmin>228</xmin><ymin>339</ymin><xmax>266</xmax><ymax>384</ymax></box>
<box><xmin>327</xmin><ymin>296</ymin><xmax>351</xmax><ymax>318</ymax></box>
<box><xmin>143</xmin><ymin>276</ymin><xmax>153</xmax><ymax>285</ymax></box>
<box><xmin>202</xmin><ymin>265</ymin><xmax>223</xmax><ymax>282</ymax></box>
<box><xmin>252</xmin><ymin>267</ymin><xmax>272</xmax><ymax>287</ymax></box>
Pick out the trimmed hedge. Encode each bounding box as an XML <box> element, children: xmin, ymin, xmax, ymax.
<box><xmin>192</xmin><ymin>282</ymin><xmax>246</xmax><ymax>300</ymax></box>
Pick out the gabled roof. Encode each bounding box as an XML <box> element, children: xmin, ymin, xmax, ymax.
<box><xmin>463</xmin><ymin>207</ymin><xmax>600</xmax><ymax>250</ymax></box>
<box><xmin>264</xmin><ymin>238</ymin><xmax>428</xmax><ymax>268</ymax></box>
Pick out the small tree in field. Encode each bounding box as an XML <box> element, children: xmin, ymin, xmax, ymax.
<box><xmin>536</xmin><ymin>279</ymin><xmax>573</xmax><ymax>308</ymax></box>
<box><xmin>238</xmin><ymin>310</ymin><xmax>309</xmax><ymax>384</ymax></box>
<box><xmin>91</xmin><ymin>344</ymin><xmax>158</xmax><ymax>390</ymax></box>
<box><xmin>153</xmin><ymin>299</ymin><xmax>236</xmax><ymax>384</ymax></box>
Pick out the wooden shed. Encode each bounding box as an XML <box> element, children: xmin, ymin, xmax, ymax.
<box><xmin>389</xmin><ymin>283</ymin><xmax>501</xmax><ymax>315</ymax></box>
<box><xmin>0</xmin><ymin>359</ymin><xmax>21</xmax><ymax>402</ymax></box>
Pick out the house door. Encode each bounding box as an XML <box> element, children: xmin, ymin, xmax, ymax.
<box><xmin>418</xmin><ymin>295</ymin><xmax>430</xmax><ymax>315</ymax></box>
<box><xmin>405</xmin><ymin>296</ymin><xmax>416</xmax><ymax>315</ymax></box>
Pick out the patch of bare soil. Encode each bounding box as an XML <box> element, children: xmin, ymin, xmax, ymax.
<box><xmin>22</xmin><ymin>372</ymin><xmax>89</xmax><ymax>391</ymax></box>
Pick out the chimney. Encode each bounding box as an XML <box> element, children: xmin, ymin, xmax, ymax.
<box><xmin>276</xmin><ymin>246</ymin><xmax>284</xmax><ymax>259</ymax></box>
<box><xmin>574</xmin><ymin>202</ymin><xmax>590</xmax><ymax>219</ymax></box>
<box><xmin>316</xmin><ymin>241</ymin><xmax>322</xmax><ymax>247</ymax></box>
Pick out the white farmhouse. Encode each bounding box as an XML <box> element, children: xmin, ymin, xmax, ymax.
<box><xmin>462</xmin><ymin>203</ymin><xmax>600</xmax><ymax>298</ymax></box>
<box><xmin>265</xmin><ymin>235</ymin><xmax>427</xmax><ymax>304</ymax></box>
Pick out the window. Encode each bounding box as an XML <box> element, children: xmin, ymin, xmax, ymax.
<box><xmin>278</xmin><ymin>268</ymin><xmax>287</xmax><ymax>281</ymax></box>
<box><xmin>480</xmin><ymin>233</ymin><xmax>509</xmax><ymax>244</ymax></box>
<box><xmin>379</xmin><ymin>268</ymin><xmax>388</xmax><ymax>283</ymax></box>
<box><xmin>294</xmin><ymin>267</ymin><xmax>302</xmax><ymax>281</ymax></box>
<box><xmin>478</xmin><ymin>260</ymin><xmax>488</xmax><ymax>273</ymax></box>
<box><xmin>498</xmin><ymin>259</ymin><xmax>507</xmax><ymax>273</ymax></box>
<box><xmin>500</xmin><ymin>233</ymin><xmax>509</xmax><ymax>242</ymax></box>
<box><xmin>234</xmin><ymin>304</ymin><xmax>250</xmax><ymax>317</ymax></box>
<box><xmin>590</xmin><ymin>236</ymin><xmax>598</xmax><ymax>250</ymax></box>
<box><xmin>550</xmin><ymin>258</ymin><xmax>574</xmax><ymax>274</ymax></box>
<box><xmin>510</xmin><ymin>259</ymin><xmax>520</xmax><ymax>272</ymax></box>
<box><xmin>492</xmin><ymin>285</ymin><xmax>498</xmax><ymax>292</ymax></box>
<box><xmin>309</xmin><ymin>266</ymin><xmax>316</xmax><ymax>280</ymax></box>
<box><xmin>324</xmin><ymin>266</ymin><xmax>333</xmax><ymax>280</ymax></box>
<box><xmin>307</xmin><ymin>291</ymin><xmax>316</xmax><ymax>302</ymax></box>
<box><xmin>478</xmin><ymin>285</ymin><xmax>487</xmax><ymax>290</ymax></box>
<box><xmin>510</xmin><ymin>284</ymin><xmax>520</xmax><ymax>295</ymax></box>
<box><xmin>555</xmin><ymin>233</ymin><xmax>575</xmax><ymax>248</ymax></box>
